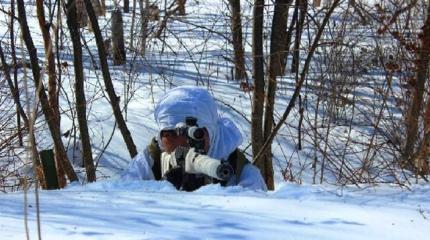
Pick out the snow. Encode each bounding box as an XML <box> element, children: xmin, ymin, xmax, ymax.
<box><xmin>1</xmin><ymin>181</ymin><xmax>429</xmax><ymax>239</ymax></box>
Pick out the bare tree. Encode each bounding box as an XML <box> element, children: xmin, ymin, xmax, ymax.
<box><xmin>83</xmin><ymin>0</ymin><xmax>138</xmax><ymax>158</ymax></box>
<box><xmin>36</xmin><ymin>0</ymin><xmax>67</xmax><ymax>187</ymax></box>
<box><xmin>251</xmin><ymin>0</ymin><xmax>267</xmax><ymax>186</ymax></box>
<box><xmin>139</xmin><ymin>0</ymin><xmax>151</xmax><ymax>55</ymax></box>
<box><xmin>9</xmin><ymin>0</ymin><xmax>22</xmax><ymax>147</ymax></box>
<box><xmin>100</xmin><ymin>0</ymin><xmax>106</xmax><ymax>15</ymax></box>
<box><xmin>416</xmin><ymin>92</ymin><xmax>430</xmax><ymax>175</ymax></box>
<box><xmin>228</xmin><ymin>0</ymin><xmax>247</xmax><ymax>81</ymax></box>
<box><xmin>282</xmin><ymin>0</ymin><xmax>298</xmax><ymax>75</ymax></box>
<box><xmin>177</xmin><ymin>0</ymin><xmax>186</xmax><ymax>15</ymax></box>
<box><xmin>0</xmin><ymin>43</ymin><xmax>47</xmax><ymax>189</ymax></box>
<box><xmin>253</xmin><ymin>0</ymin><xmax>341</xmax><ymax>187</ymax></box>
<box><xmin>402</xmin><ymin>1</ymin><xmax>430</xmax><ymax>176</ymax></box>
<box><xmin>112</xmin><ymin>9</ymin><xmax>126</xmax><ymax>65</ymax></box>
<box><xmin>76</xmin><ymin>0</ymin><xmax>89</xmax><ymax>27</ymax></box>
<box><xmin>362</xmin><ymin>0</ymin><xmax>430</xmax><ymax>177</ymax></box>
<box><xmin>17</xmin><ymin>0</ymin><xmax>78</xmax><ymax>184</ymax></box>
<box><xmin>255</xmin><ymin>0</ymin><xmax>292</xmax><ymax>190</ymax></box>
<box><xmin>91</xmin><ymin>0</ymin><xmax>105</xmax><ymax>16</ymax></box>
<box><xmin>65</xmin><ymin>0</ymin><xmax>97</xmax><ymax>182</ymax></box>
<box><xmin>292</xmin><ymin>0</ymin><xmax>306</xmax><ymax>150</ymax></box>
<box><xmin>290</xmin><ymin>0</ymin><xmax>307</xmax><ymax>73</ymax></box>
<box><xmin>403</xmin><ymin>61</ymin><xmax>427</xmax><ymax>172</ymax></box>
<box><xmin>130</xmin><ymin>0</ymin><xmax>138</xmax><ymax>50</ymax></box>
<box><xmin>125</xmin><ymin>0</ymin><xmax>130</xmax><ymax>13</ymax></box>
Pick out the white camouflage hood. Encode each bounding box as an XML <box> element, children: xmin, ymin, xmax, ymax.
<box><xmin>154</xmin><ymin>86</ymin><xmax>243</xmax><ymax>160</ymax></box>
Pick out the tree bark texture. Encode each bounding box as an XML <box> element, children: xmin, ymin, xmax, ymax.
<box><xmin>253</xmin><ymin>0</ymin><xmax>341</xmax><ymax>182</ymax></box>
<box><xmin>83</xmin><ymin>0</ymin><xmax>138</xmax><ymax>158</ymax></box>
<box><xmin>124</xmin><ymin>0</ymin><xmax>130</xmax><ymax>13</ymax></box>
<box><xmin>291</xmin><ymin>0</ymin><xmax>307</xmax><ymax>73</ymax></box>
<box><xmin>112</xmin><ymin>9</ymin><xmax>126</xmax><ymax>65</ymax></box>
<box><xmin>76</xmin><ymin>0</ymin><xmax>88</xmax><ymax>27</ymax></box>
<box><xmin>228</xmin><ymin>0</ymin><xmax>247</xmax><ymax>81</ymax></box>
<box><xmin>403</xmin><ymin>52</ymin><xmax>427</xmax><ymax>171</ymax></box>
<box><xmin>177</xmin><ymin>0</ymin><xmax>186</xmax><ymax>15</ymax></box>
<box><xmin>99</xmin><ymin>0</ymin><xmax>106</xmax><ymax>16</ymax></box>
<box><xmin>251</xmin><ymin>0</ymin><xmax>268</xmax><ymax>188</ymax></box>
<box><xmin>91</xmin><ymin>0</ymin><xmax>105</xmax><ymax>16</ymax></box>
<box><xmin>17</xmin><ymin>0</ymin><xmax>78</xmax><ymax>184</ymax></box>
<box><xmin>66</xmin><ymin>0</ymin><xmax>97</xmax><ymax>182</ymax></box>
<box><xmin>264</xmin><ymin>0</ymin><xmax>291</xmax><ymax>142</ymax></box>
<box><xmin>36</xmin><ymin>0</ymin><xmax>67</xmax><ymax>188</ymax></box>
<box><xmin>139</xmin><ymin>0</ymin><xmax>150</xmax><ymax>55</ymax></box>
<box><xmin>261</xmin><ymin>0</ymin><xmax>292</xmax><ymax>190</ymax></box>
<box><xmin>129</xmin><ymin>0</ymin><xmax>137</xmax><ymax>49</ymax></box>
<box><xmin>404</xmin><ymin>2</ymin><xmax>430</xmax><ymax>175</ymax></box>
<box><xmin>282</xmin><ymin>2</ymin><xmax>298</xmax><ymax>75</ymax></box>
<box><xmin>313</xmin><ymin>0</ymin><xmax>321</xmax><ymax>7</ymax></box>
<box><xmin>417</xmin><ymin>94</ymin><xmax>430</xmax><ymax>175</ymax></box>
<box><xmin>75</xmin><ymin>0</ymin><xmax>104</xmax><ymax>30</ymax></box>
<box><xmin>10</xmin><ymin>0</ymin><xmax>23</xmax><ymax>146</ymax></box>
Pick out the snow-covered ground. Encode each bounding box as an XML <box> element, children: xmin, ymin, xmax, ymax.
<box><xmin>1</xmin><ymin>0</ymin><xmax>430</xmax><ymax>239</ymax></box>
<box><xmin>1</xmin><ymin>181</ymin><xmax>429</xmax><ymax>239</ymax></box>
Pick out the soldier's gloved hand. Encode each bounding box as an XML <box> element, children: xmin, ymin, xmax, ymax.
<box><xmin>184</xmin><ymin>148</ymin><xmax>231</xmax><ymax>180</ymax></box>
<box><xmin>163</xmin><ymin>166</ymin><xmax>183</xmax><ymax>190</ymax></box>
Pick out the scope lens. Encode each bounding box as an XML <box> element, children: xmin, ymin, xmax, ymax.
<box><xmin>188</xmin><ymin>126</ymin><xmax>204</xmax><ymax>140</ymax></box>
<box><xmin>193</xmin><ymin>128</ymin><xmax>204</xmax><ymax>139</ymax></box>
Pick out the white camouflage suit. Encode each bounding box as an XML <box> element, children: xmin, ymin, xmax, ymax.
<box><xmin>121</xmin><ymin>86</ymin><xmax>267</xmax><ymax>191</ymax></box>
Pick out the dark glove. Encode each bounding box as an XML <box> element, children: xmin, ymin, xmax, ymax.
<box><xmin>163</xmin><ymin>166</ymin><xmax>183</xmax><ymax>190</ymax></box>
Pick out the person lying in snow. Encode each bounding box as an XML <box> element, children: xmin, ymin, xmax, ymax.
<box><xmin>122</xmin><ymin>86</ymin><xmax>267</xmax><ymax>191</ymax></box>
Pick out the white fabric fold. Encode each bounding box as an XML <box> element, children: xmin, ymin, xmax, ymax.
<box><xmin>154</xmin><ymin>86</ymin><xmax>243</xmax><ymax>161</ymax></box>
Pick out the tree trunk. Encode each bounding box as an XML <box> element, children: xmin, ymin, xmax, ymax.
<box><xmin>281</xmin><ymin>2</ymin><xmax>298</xmax><ymax>75</ymax></box>
<box><xmin>130</xmin><ymin>0</ymin><xmax>154</xmax><ymax>52</ymax></box>
<box><xmin>83</xmin><ymin>0</ymin><xmax>138</xmax><ymax>158</ymax></box>
<box><xmin>228</xmin><ymin>0</ymin><xmax>247</xmax><ymax>81</ymax></box>
<box><xmin>17</xmin><ymin>0</ymin><xmax>78</xmax><ymax>184</ymax></box>
<box><xmin>36</xmin><ymin>0</ymin><xmax>59</xmax><ymax>129</ymax></box>
<box><xmin>56</xmin><ymin>0</ymin><xmax>63</xmax><ymax>109</ymax></box>
<box><xmin>112</xmin><ymin>9</ymin><xmax>126</xmax><ymax>65</ymax></box>
<box><xmin>291</xmin><ymin>0</ymin><xmax>307</xmax><ymax>73</ymax></box>
<box><xmin>416</xmin><ymin>94</ymin><xmax>430</xmax><ymax>175</ymax></box>
<box><xmin>251</xmin><ymin>0</ymin><xmax>270</xmax><ymax>188</ymax></box>
<box><xmin>271</xmin><ymin>0</ymin><xmax>291</xmax><ymax>77</ymax></box>
<box><xmin>404</xmin><ymin>2</ymin><xmax>430</xmax><ymax>175</ymax></box>
<box><xmin>177</xmin><ymin>0</ymin><xmax>186</xmax><ymax>15</ymax></box>
<box><xmin>292</xmin><ymin>0</ymin><xmax>306</xmax><ymax>150</ymax></box>
<box><xmin>259</xmin><ymin>0</ymin><xmax>292</xmax><ymax>190</ymax></box>
<box><xmin>10</xmin><ymin>0</ymin><xmax>23</xmax><ymax>147</ymax></box>
<box><xmin>100</xmin><ymin>0</ymin><xmax>106</xmax><ymax>16</ymax></box>
<box><xmin>403</xmin><ymin>54</ymin><xmax>428</xmax><ymax>168</ymax></box>
<box><xmin>253</xmin><ymin>0</ymin><xmax>341</xmax><ymax>186</ymax></box>
<box><xmin>139</xmin><ymin>0</ymin><xmax>150</xmax><ymax>55</ymax></box>
<box><xmin>36</xmin><ymin>0</ymin><xmax>67</xmax><ymax>188</ymax></box>
<box><xmin>124</xmin><ymin>0</ymin><xmax>130</xmax><ymax>13</ymax></box>
<box><xmin>91</xmin><ymin>0</ymin><xmax>104</xmax><ymax>16</ymax></box>
<box><xmin>313</xmin><ymin>0</ymin><xmax>321</xmax><ymax>7</ymax></box>
<box><xmin>129</xmin><ymin>0</ymin><xmax>137</xmax><ymax>50</ymax></box>
<box><xmin>66</xmin><ymin>0</ymin><xmax>97</xmax><ymax>182</ymax></box>
<box><xmin>76</xmin><ymin>0</ymin><xmax>89</xmax><ymax>28</ymax></box>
